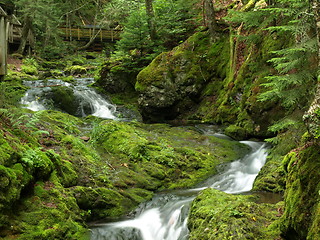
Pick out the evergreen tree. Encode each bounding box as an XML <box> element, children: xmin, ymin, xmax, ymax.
<box><xmin>257</xmin><ymin>0</ymin><xmax>318</xmax><ymax>110</ymax></box>
<box><xmin>13</xmin><ymin>0</ymin><xmax>64</xmax><ymax>56</ymax></box>
<box><xmin>112</xmin><ymin>0</ymin><xmax>198</xmax><ymax>63</ymax></box>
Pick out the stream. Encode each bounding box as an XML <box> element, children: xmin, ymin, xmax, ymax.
<box><xmin>90</xmin><ymin>138</ymin><xmax>268</xmax><ymax>240</ymax></box>
<box><xmin>20</xmin><ymin>79</ymin><xmax>269</xmax><ymax>240</ymax></box>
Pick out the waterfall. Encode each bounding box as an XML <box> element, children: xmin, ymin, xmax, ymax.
<box><xmin>90</xmin><ymin>137</ymin><xmax>268</xmax><ymax>240</ymax></box>
<box><xmin>20</xmin><ymin>78</ymin><xmax>117</xmax><ymax>119</ymax></box>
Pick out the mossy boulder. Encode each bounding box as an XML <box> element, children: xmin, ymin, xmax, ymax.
<box><xmin>44</xmin><ymin>86</ymin><xmax>79</xmax><ymax>115</ymax></box>
<box><xmin>136</xmin><ymin>32</ymin><xmax>219</xmax><ymax>122</ymax></box>
<box><xmin>188</xmin><ymin>188</ymin><xmax>283</xmax><ymax>240</ymax></box>
<box><xmin>96</xmin><ymin>60</ymin><xmax>137</xmax><ymax>94</ymax></box>
<box><xmin>224</xmin><ymin>124</ymin><xmax>249</xmax><ymax>140</ymax></box>
<box><xmin>73</xmin><ymin>186</ymin><xmax>126</xmax><ymax>219</ymax></box>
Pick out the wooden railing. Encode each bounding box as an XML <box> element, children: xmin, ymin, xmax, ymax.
<box><xmin>7</xmin><ymin>23</ymin><xmax>34</xmax><ymax>45</ymax></box>
<box><xmin>7</xmin><ymin>25</ymin><xmax>121</xmax><ymax>46</ymax></box>
<box><xmin>60</xmin><ymin>27</ymin><xmax>122</xmax><ymax>42</ymax></box>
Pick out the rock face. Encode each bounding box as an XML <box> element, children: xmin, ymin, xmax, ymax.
<box><xmin>280</xmin><ymin>144</ymin><xmax>320</xmax><ymax>240</ymax></box>
<box><xmin>134</xmin><ymin>29</ymin><xmax>289</xmax><ymax>138</ymax></box>
<box><xmin>136</xmin><ymin>32</ymin><xmax>216</xmax><ymax>122</ymax></box>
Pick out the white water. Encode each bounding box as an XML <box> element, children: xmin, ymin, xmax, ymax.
<box><xmin>20</xmin><ymin>78</ymin><xmax>117</xmax><ymax>119</ymax></box>
<box><xmin>90</xmin><ymin>136</ymin><xmax>268</xmax><ymax>240</ymax></box>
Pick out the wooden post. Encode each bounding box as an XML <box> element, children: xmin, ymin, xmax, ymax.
<box><xmin>0</xmin><ymin>8</ymin><xmax>8</xmax><ymax>81</ymax></box>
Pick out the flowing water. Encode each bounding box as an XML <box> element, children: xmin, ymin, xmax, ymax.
<box><xmin>21</xmin><ymin>78</ymin><xmax>117</xmax><ymax>119</ymax></box>
<box><xmin>20</xmin><ymin>80</ymin><xmax>269</xmax><ymax>239</ymax></box>
<box><xmin>90</xmin><ymin>131</ymin><xmax>268</xmax><ymax>240</ymax></box>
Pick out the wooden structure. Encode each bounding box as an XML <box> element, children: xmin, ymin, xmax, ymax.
<box><xmin>8</xmin><ymin>22</ymin><xmax>34</xmax><ymax>45</ymax></box>
<box><xmin>0</xmin><ymin>6</ymin><xmax>7</xmax><ymax>80</ymax></box>
<box><xmin>60</xmin><ymin>27</ymin><xmax>122</xmax><ymax>42</ymax></box>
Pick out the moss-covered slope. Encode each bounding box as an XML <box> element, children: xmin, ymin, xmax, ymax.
<box><xmin>135</xmin><ymin>28</ymin><xmax>290</xmax><ymax>138</ymax></box>
<box><xmin>0</xmin><ymin>107</ymin><xmax>249</xmax><ymax>239</ymax></box>
<box><xmin>280</xmin><ymin>143</ymin><xmax>320</xmax><ymax>240</ymax></box>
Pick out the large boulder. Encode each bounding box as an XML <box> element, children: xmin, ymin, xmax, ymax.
<box><xmin>96</xmin><ymin>60</ymin><xmax>137</xmax><ymax>94</ymax></box>
<box><xmin>135</xmin><ymin>32</ymin><xmax>219</xmax><ymax>122</ymax></box>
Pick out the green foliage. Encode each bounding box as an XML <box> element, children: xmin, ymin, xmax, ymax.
<box><xmin>110</xmin><ymin>0</ymin><xmax>198</xmax><ymax>68</ymax></box>
<box><xmin>257</xmin><ymin>0</ymin><xmax>317</xmax><ymax>110</ymax></box>
<box><xmin>268</xmin><ymin>118</ymin><xmax>297</xmax><ymax>133</ymax></box>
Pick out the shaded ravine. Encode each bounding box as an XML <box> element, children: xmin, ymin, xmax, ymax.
<box><xmin>20</xmin><ymin>78</ymin><xmax>117</xmax><ymax>119</ymax></box>
<box><xmin>90</xmin><ymin>131</ymin><xmax>268</xmax><ymax>240</ymax></box>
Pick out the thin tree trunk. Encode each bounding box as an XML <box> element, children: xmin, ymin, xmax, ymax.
<box><xmin>17</xmin><ymin>16</ymin><xmax>32</xmax><ymax>55</ymax></box>
<box><xmin>145</xmin><ymin>0</ymin><xmax>157</xmax><ymax>41</ymax></box>
<box><xmin>312</xmin><ymin>1</ymin><xmax>320</xmax><ymax>61</ymax></box>
<box><xmin>203</xmin><ymin>0</ymin><xmax>217</xmax><ymax>41</ymax></box>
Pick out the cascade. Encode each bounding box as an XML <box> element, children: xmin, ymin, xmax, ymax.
<box><xmin>20</xmin><ymin>78</ymin><xmax>117</xmax><ymax>119</ymax></box>
<box><xmin>90</xmin><ymin>129</ymin><xmax>268</xmax><ymax>240</ymax></box>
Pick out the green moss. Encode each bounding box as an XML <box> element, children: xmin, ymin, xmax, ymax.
<box><xmin>20</xmin><ymin>148</ymin><xmax>54</xmax><ymax>180</ymax></box>
<box><xmin>280</xmin><ymin>144</ymin><xmax>320</xmax><ymax>239</ymax></box>
<box><xmin>224</xmin><ymin>124</ymin><xmax>248</xmax><ymax>140</ymax></box>
<box><xmin>188</xmin><ymin>188</ymin><xmax>282</xmax><ymax>240</ymax></box>
<box><xmin>21</xmin><ymin>65</ymin><xmax>38</xmax><ymax>75</ymax></box>
<box><xmin>64</xmin><ymin>65</ymin><xmax>87</xmax><ymax>75</ymax></box>
<box><xmin>0</xmin><ymin>165</ymin><xmax>21</xmax><ymax>207</ymax></box>
<box><xmin>91</xmin><ymin>121</ymin><xmax>250</xmax><ymax>189</ymax></box>
<box><xmin>72</xmin><ymin>186</ymin><xmax>125</xmax><ymax>219</ymax></box>
<box><xmin>252</xmin><ymin>155</ymin><xmax>285</xmax><ymax>193</ymax></box>
<box><xmin>46</xmin><ymin>150</ymin><xmax>78</xmax><ymax>187</ymax></box>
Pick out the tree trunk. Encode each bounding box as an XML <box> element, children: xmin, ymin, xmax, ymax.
<box><xmin>17</xmin><ymin>16</ymin><xmax>32</xmax><ymax>55</ymax></box>
<box><xmin>145</xmin><ymin>0</ymin><xmax>157</xmax><ymax>41</ymax></box>
<box><xmin>303</xmin><ymin>0</ymin><xmax>320</xmax><ymax>136</ymax></box>
<box><xmin>312</xmin><ymin>1</ymin><xmax>320</xmax><ymax>60</ymax></box>
<box><xmin>203</xmin><ymin>0</ymin><xmax>217</xmax><ymax>41</ymax></box>
<box><xmin>0</xmin><ymin>15</ymin><xmax>7</xmax><ymax>79</ymax></box>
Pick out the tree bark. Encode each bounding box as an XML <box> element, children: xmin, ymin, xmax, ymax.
<box><xmin>145</xmin><ymin>0</ymin><xmax>157</xmax><ymax>41</ymax></box>
<box><xmin>203</xmin><ymin>0</ymin><xmax>217</xmax><ymax>41</ymax></box>
<box><xmin>17</xmin><ymin>16</ymin><xmax>32</xmax><ymax>55</ymax></box>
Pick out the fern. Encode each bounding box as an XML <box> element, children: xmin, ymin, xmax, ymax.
<box><xmin>257</xmin><ymin>0</ymin><xmax>317</xmax><ymax>110</ymax></box>
<box><xmin>268</xmin><ymin>118</ymin><xmax>297</xmax><ymax>133</ymax></box>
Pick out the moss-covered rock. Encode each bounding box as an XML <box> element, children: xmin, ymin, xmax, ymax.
<box><xmin>96</xmin><ymin>59</ymin><xmax>137</xmax><ymax>94</ymax></box>
<box><xmin>252</xmin><ymin>154</ymin><xmax>285</xmax><ymax>193</ymax></box>
<box><xmin>188</xmin><ymin>188</ymin><xmax>283</xmax><ymax>240</ymax></box>
<box><xmin>91</xmin><ymin>120</ymin><xmax>250</xmax><ymax>189</ymax></box>
<box><xmin>73</xmin><ymin>186</ymin><xmax>126</xmax><ymax>219</ymax></box>
<box><xmin>280</xmin><ymin>144</ymin><xmax>320</xmax><ymax>240</ymax></box>
<box><xmin>44</xmin><ymin>86</ymin><xmax>79</xmax><ymax>115</ymax></box>
<box><xmin>136</xmin><ymin>31</ymin><xmax>224</xmax><ymax>122</ymax></box>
